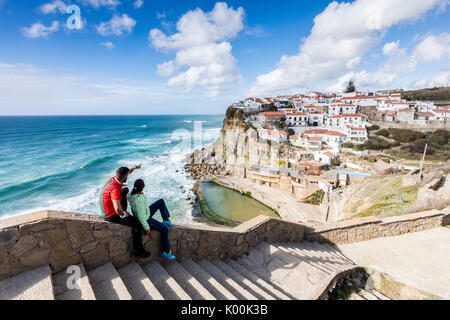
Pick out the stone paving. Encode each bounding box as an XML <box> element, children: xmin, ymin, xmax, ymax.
<box><xmin>338</xmin><ymin>227</ymin><xmax>450</xmax><ymax>299</ymax></box>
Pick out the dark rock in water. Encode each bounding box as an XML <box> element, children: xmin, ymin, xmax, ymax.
<box><xmin>176</xmin><ymin>170</ymin><xmax>179</xmax><ymax>173</ymax></box>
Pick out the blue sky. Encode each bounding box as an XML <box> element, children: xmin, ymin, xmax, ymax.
<box><xmin>0</xmin><ymin>0</ymin><xmax>449</xmax><ymax>115</ymax></box>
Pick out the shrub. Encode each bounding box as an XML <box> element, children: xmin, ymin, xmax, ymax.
<box><xmin>406</xmin><ymin>141</ymin><xmax>435</xmax><ymax>155</ymax></box>
<box><xmin>375</xmin><ymin>129</ymin><xmax>389</xmax><ymax>137</ymax></box>
<box><xmin>367</xmin><ymin>125</ymin><xmax>380</xmax><ymax>132</ymax></box>
<box><xmin>388</xmin><ymin>128</ymin><xmax>424</xmax><ymax>143</ymax></box>
<box><xmin>427</xmin><ymin>130</ymin><xmax>449</xmax><ymax>146</ymax></box>
<box><xmin>342</xmin><ymin>142</ymin><xmax>354</xmax><ymax>149</ymax></box>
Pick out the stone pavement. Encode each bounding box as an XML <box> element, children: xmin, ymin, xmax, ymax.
<box><xmin>338</xmin><ymin>227</ymin><xmax>450</xmax><ymax>299</ymax></box>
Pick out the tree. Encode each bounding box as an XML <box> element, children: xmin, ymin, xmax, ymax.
<box><xmin>345</xmin><ymin>79</ymin><xmax>356</xmax><ymax>93</ymax></box>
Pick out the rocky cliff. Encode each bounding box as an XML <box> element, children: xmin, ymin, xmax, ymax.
<box><xmin>186</xmin><ymin>107</ymin><xmax>292</xmax><ymax>180</ymax></box>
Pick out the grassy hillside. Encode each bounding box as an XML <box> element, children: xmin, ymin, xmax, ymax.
<box><xmin>392</xmin><ymin>86</ymin><xmax>450</xmax><ymax>102</ymax></box>
<box><xmin>343</xmin><ymin>175</ymin><xmax>418</xmax><ymax>219</ymax></box>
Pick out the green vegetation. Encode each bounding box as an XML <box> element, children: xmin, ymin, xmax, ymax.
<box><xmin>372</xmin><ymin>128</ymin><xmax>450</xmax><ymax>161</ymax></box>
<box><xmin>367</xmin><ymin>125</ymin><xmax>380</xmax><ymax>132</ymax></box>
<box><xmin>345</xmin><ymin>79</ymin><xmax>356</xmax><ymax>93</ymax></box>
<box><xmin>245</xmin><ymin>191</ymin><xmax>252</xmax><ymax>197</ymax></box>
<box><xmin>225</xmin><ymin>106</ymin><xmax>243</xmax><ymax>120</ymax></box>
<box><xmin>354</xmin><ymin>135</ymin><xmax>400</xmax><ymax>151</ymax></box>
<box><xmin>349</xmin><ymin>175</ymin><xmax>418</xmax><ymax>219</ymax></box>
<box><xmin>278</xmin><ymin>160</ymin><xmax>286</xmax><ymax>167</ymax></box>
<box><xmin>400</xmin><ymin>86</ymin><xmax>450</xmax><ymax>101</ymax></box>
<box><xmin>304</xmin><ymin>189</ymin><xmax>325</xmax><ymax>205</ymax></box>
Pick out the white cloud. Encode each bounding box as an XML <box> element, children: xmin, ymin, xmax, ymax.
<box><xmin>39</xmin><ymin>0</ymin><xmax>67</xmax><ymax>14</ymax></box>
<box><xmin>80</xmin><ymin>0</ymin><xmax>120</xmax><ymax>9</ymax></box>
<box><xmin>101</xmin><ymin>41</ymin><xmax>115</xmax><ymax>50</ymax></box>
<box><xmin>327</xmin><ymin>32</ymin><xmax>450</xmax><ymax>92</ymax></box>
<box><xmin>133</xmin><ymin>0</ymin><xmax>144</xmax><ymax>9</ymax></box>
<box><xmin>21</xmin><ymin>21</ymin><xmax>59</xmax><ymax>39</ymax></box>
<box><xmin>149</xmin><ymin>2</ymin><xmax>245</xmax><ymax>98</ymax></box>
<box><xmin>249</xmin><ymin>0</ymin><xmax>445</xmax><ymax>96</ymax></box>
<box><xmin>413</xmin><ymin>32</ymin><xmax>450</xmax><ymax>62</ymax></box>
<box><xmin>96</xmin><ymin>14</ymin><xmax>136</xmax><ymax>36</ymax></box>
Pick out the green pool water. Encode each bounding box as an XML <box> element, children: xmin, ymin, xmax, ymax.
<box><xmin>199</xmin><ymin>182</ymin><xmax>279</xmax><ymax>222</ymax></box>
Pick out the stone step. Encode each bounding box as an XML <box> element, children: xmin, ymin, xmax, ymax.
<box><xmin>224</xmin><ymin>258</ymin><xmax>292</xmax><ymax>300</ymax></box>
<box><xmin>245</xmin><ymin>242</ymin><xmax>343</xmax><ymax>300</ymax></box>
<box><xmin>0</xmin><ymin>265</ymin><xmax>54</xmax><ymax>300</ymax></box>
<box><xmin>308</xmin><ymin>242</ymin><xmax>356</xmax><ymax>267</ymax></box>
<box><xmin>198</xmin><ymin>260</ymin><xmax>257</xmax><ymax>300</ymax></box>
<box><xmin>273</xmin><ymin>243</ymin><xmax>336</xmax><ymax>274</ymax></box>
<box><xmin>53</xmin><ymin>264</ymin><xmax>95</xmax><ymax>300</ymax></box>
<box><xmin>88</xmin><ymin>263</ymin><xmax>132</xmax><ymax>300</ymax></box>
<box><xmin>371</xmin><ymin>290</ymin><xmax>391</xmax><ymax>300</ymax></box>
<box><xmin>259</xmin><ymin>241</ymin><xmax>347</xmax><ymax>276</ymax></box>
<box><xmin>348</xmin><ymin>292</ymin><xmax>366</xmax><ymax>300</ymax></box>
<box><xmin>358</xmin><ymin>289</ymin><xmax>379</xmax><ymax>300</ymax></box>
<box><xmin>299</xmin><ymin>241</ymin><xmax>348</xmax><ymax>265</ymax></box>
<box><xmin>117</xmin><ymin>262</ymin><xmax>164</xmax><ymax>300</ymax></box>
<box><xmin>180</xmin><ymin>259</ymin><xmax>237</xmax><ymax>300</ymax></box>
<box><xmin>284</xmin><ymin>242</ymin><xmax>343</xmax><ymax>274</ymax></box>
<box><xmin>164</xmin><ymin>261</ymin><xmax>216</xmax><ymax>300</ymax></box>
<box><xmin>286</xmin><ymin>242</ymin><xmax>352</xmax><ymax>273</ymax></box>
<box><xmin>236</xmin><ymin>254</ymin><xmax>302</xmax><ymax>300</ymax></box>
<box><xmin>211</xmin><ymin>259</ymin><xmax>275</xmax><ymax>300</ymax></box>
<box><xmin>322</xmin><ymin>243</ymin><xmax>355</xmax><ymax>264</ymax></box>
<box><xmin>142</xmin><ymin>261</ymin><xmax>191</xmax><ymax>300</ymax></box>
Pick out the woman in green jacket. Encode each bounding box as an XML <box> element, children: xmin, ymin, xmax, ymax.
<box><xmin>127</xmin><ymin>179</ymin><xmax>176</xmax><ymax>260</ymax></box>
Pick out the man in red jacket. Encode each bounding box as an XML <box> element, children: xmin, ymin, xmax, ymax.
<box><xmin>99</xmin><ymin>165</ymin><xmax>150</xmax><ymax>258</ymax></box>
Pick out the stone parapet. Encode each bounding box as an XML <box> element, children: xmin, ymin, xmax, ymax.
<box><xmin>0</xmin><ymin>210</ymin><xmax>307</xmax><ymax>281</ymax></box>
<box><xmin>0</xmin><ymin>207</ymin><xmax>448</xmax><ymax>281</ymax></box>
<box><xmin>305</xmin><ymin>209</ymin><xmax>448</xmax><ymax>244</ymax></box>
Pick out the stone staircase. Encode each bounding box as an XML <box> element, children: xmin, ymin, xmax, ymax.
<box><xmin>0</xmin><ymin>241</ymin><xmax>360</xmax><ymax>300</ymax></box>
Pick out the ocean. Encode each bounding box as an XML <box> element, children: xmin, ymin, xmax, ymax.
<box><xmin>0</xmin><ymin>115</ymin><xmax>223</xmax><ymax>223</ymax></box>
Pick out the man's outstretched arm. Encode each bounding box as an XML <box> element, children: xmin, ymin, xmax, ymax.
<box><xmin>128</xmin><ymin>164</ymin><xmax>142</xmax><ymax>175</ymax></box>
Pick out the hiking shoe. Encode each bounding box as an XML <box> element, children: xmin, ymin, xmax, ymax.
<box><xmin>132</xmin><ymin>250</ymin><xmax>151</xmax><ymax>259</ymax></box>
<box><xmin>162</xmin><ymin>220</ymin><xmax>175</xmax><ymax>227</ymax></box>
<box><xmin>161</xmin><ymin>250</ymin><xmax>176</xmax><ymax>260</ymax></box>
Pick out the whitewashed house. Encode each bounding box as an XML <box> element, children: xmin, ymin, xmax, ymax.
<box><xmin>308</xmin><ymin>111</ymin><xmax>325</xmax><ymax>126</ymax></box>
<box><xmin>258</xmin><ymin>129</ymin><xmax>288</xmax><ymax>143</ymax></box>
<box><xmin>344</xmin><ymin>126</ymin><xmax>368</xmax><ymax>144</ymax></box>
<box><xmin>327</xmin><ymin>113</ymin><xmax>365</xmax><ymax>129</ymax></box>
<box><xmin>286</xmin><ymin>112</ymin><xmax>309</xmax><ymax>127</ymax></box>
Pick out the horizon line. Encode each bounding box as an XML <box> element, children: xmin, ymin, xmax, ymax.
<box><xmin>0</xmin><ymin>113</ymin><xmax>224</xmax><ymax>117</ymax></box>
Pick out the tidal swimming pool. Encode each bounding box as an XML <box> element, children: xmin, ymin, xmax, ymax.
<box><xmin>199</xmin><ymin>182</ymin><xmax>280</xmax><ymax>222</ymax></box>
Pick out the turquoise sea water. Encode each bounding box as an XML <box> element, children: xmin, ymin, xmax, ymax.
<box><xmin>0</xmin><ymin>115</ymin><xmax>223</xmax><ymax>222</ymax></box>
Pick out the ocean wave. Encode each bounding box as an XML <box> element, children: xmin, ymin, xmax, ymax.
<box><xmin>0</xmin><ymin>155</ymin><xmax>117</xmax><ymax>198</ymax></box>
<box><xmin>140</xmin><ymin>124</ymin><xmax>148</xmax><ymax>128</ymax></box>
<box><xmin>79</xmin><ymin>155</ymin><xmax>116</xmax><ymax>169</ymax></box>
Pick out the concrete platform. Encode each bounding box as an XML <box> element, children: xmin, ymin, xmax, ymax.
<box><xmin>338</xmin><ymin>227</ymin><xmax>450</xmax><ymax>299</ymax></box>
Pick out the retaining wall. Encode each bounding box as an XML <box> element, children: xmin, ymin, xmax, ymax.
<box><xmin>0</xmin><ymin>208</ymin><xmax>448</xmax><ymax>281</ymax></box>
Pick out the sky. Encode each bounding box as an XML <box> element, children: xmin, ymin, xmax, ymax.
<box><xmin>0</xmin><ymin>0</ymin><xmax>449</xmax><ymax>115</ymax></box>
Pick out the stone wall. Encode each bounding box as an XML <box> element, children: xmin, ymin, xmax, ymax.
<box><xmin>0</xmin><ymin>208</ymin><xmax>448</xmax><ymax>281</ymax></box>
<box><xmin>306</xmin><ymin>210</ymin><xmax>448</xmax><ymax>244</ymax></box>
<box><xmin>0</xmin><ymin>211</ymin><xmax>307</xmax><ymax>281</ymax></box>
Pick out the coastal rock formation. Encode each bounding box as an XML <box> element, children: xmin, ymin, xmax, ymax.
<box><xmin>186</xmin><ymin>107</ymin><xmax>291</xmax><ymax>180</ymax></box>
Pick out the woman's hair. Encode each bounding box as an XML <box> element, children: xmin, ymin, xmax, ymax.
<box><xmin>131</xmin><ymin>179</ymin><xmax>145</xmax><ymax>195</ymax></box>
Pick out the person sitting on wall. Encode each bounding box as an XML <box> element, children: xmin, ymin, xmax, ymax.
<box><xmin>127</xmin><ymin>179</ymin><xmax>176</xmax><ymax>261</ymax></box>
<box><xmin>99</xmin><ymin>165</ymin><xmax>151</xmax><ymax>258</ymax></box>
